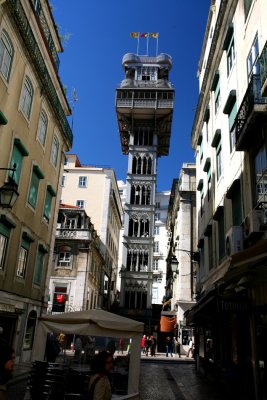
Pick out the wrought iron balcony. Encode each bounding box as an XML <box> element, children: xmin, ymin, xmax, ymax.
<box><xmin>260</xmin><ymin>40</ymin><xmax>267</xmax><ymax>96</ymax></box>
<box><xmin>235</xmin><ymin>75</ymin><xmax>267</xmax><ymax>151</ymax></box>
<box><xmin>6</xmin><ymin>0</ymin><xmax>73</xmax><ymax>147</ymax></box>
<box><xmin>29</xmin><ymin>0</ymin><xmax>60</xmax><ymax>70</ymax></box>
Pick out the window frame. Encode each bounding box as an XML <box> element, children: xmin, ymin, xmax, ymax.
<box><xmin>76</xmin><ymin>200</ymin><xmax>85</xmax><ymax>209</ymax></box>
<box><xmin>78</xmin><ymin>176</ymin><xmax>87</xmax><ymax>188</ymax></box>
<box><xmin>0</xmin><ymin>29</ymin><xmax>14</xmax><ymax>82</ymax></box>
<box><xmin>20</xmin><ymin>75</ymin><xmax>34</xmax><ymax>119</ymax></box>
<box><xmin>17</xmin><ymin>239</ymin><xmax>30</xmax><ymax>279</ymax></box>
<box><xmin>50</xmin><ymin>135</ymin><xmax>59</xmax><ymax>167</ymax></box>
<box><xmin>28</xmin><ymin>166</ymin><xmax>44</xmax><ymax>210</ymax></box>
<box><xmin>247</xmin><ymin>34</ymin><xmax>259</xmax><ymax>82</ymax></box>
<box><xmin>0</xmin><ymin>233</ymin><xmax>8</xmax><ymax>271</ymax></box>
<box><xmin>37</xmin><ymin>110</ymin><xmax>48</xmax><ymax>147</ymax></box>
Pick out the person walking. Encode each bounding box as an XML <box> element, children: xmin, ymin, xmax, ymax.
<box><xmin>166</xmin><ymin>336</ymin><xmax>173</xmax><ymax>357</ymax></box>
<box><xmin>187</xmin><ymin>337</ymin><xmax>194</xmax><ymax>358</ymax></box>
<box><xmin>141</xmin><ymin>335</ymin><xmax>146</xmax><ymax>354</ymax></box>
<box><xmin>0</xmin><ymin>339</ymin><xmax>15</xmax><ymax>400</ymax></box>
<box><xmin>88</xmin><ymin>351</ymin><xmax>113</xmax><ymax>400</ymax></box>
<box><xmin>174</xmin><ymin>337</ymin><xmax>181</xmax><ymax>358</ymax></box>
<box><xmin>150</xmin><ymin>336</ymin><xmax>157</xmax><ymax>357</ymax></box>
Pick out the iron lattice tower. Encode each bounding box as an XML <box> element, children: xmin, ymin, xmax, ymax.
<box><xmin>116</xmin><ymin>53</ymin><xmax>175</xmax><ymax>324</ymax></box>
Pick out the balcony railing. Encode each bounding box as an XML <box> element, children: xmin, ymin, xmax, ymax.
<box><xmin>6</xmin><ymin>0</ymin><xmax>73</xmax><ymax>147</ymax></box>
<box><xmin>30</xmin><ymin>0</ymin><xmax>60</xmax><ymax>70</ymax></box>
<box><xmin>235</xmin><ymin>75</ymin><xmax>267</xmax><ymax>150</ymax></box>
<box><xmin>259</xmin><ymin>40</ymin><xmax>267</xmax><ymax>96</ymax></box>
<box><xmin>116</xmin><ymin>98</ymin><xmax>174</xmax><ymax>109</ymax></box>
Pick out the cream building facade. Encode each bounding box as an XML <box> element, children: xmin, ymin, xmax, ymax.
<box><xmin>60</xmin><ymin>154</ymin><xmax>123</xmax><ymax>309</ymax></box>
<box><xmin>48</xmin><ymin>205</ymin><xmax>104</xmax><ymax>314</ymax></box>
<box><xmin>0</xmin><ymin>0</ymin><xmax>72</xmax><ymax>362</ymax></box>
<box><xmin>186</xmin><ymin>1</ymin><xmax>267</xmax><ymax>398</ymax></box>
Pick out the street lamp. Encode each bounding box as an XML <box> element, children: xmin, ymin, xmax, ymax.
<box><xmin>0</xmin><ymin>164</ymin><xmax>19</xmax><ymax>208</ymax></box>
<box><xmin>171</xmin><ymin>254</ymin><xmax>179</xmax><ymax>274</ymax></box>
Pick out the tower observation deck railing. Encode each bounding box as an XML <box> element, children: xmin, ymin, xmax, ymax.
<box><xmin>116</xmin><ymin>98</ymin><xmax>174</xmax><ymax>109</ymax></box>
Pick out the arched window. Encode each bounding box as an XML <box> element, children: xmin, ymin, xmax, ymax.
<box><xmin>0</xmin><ymin>30</ymin><xmax>14</xmax><ymax>81</ymax></box>
<box><xmin>20</xmin><ymin>76</ymin><xmax>34</xmax><ymax>119</ymax></box>
<box><xmin>136</xmin><ymin>157</ymin><xmax>142</xmax><ymax>174</ymax></box>
<box><xmin>37</xmin><ymin>110</ymin><xmax>48</xmax><ymax>146</ymax></box>
<box><xmin>143</xmin><ymin>157</ymin><xmax>147</xmax><ymax>174</ymax></box>
<box><xmin>132</xmin><ymin>156</ymin><xmax>137</xmax><ymax>174</ymax></box>
<box><xmin>147</xmin><ymin>157</ymin><xmax>152</xmax><ymax>174</ymax></box>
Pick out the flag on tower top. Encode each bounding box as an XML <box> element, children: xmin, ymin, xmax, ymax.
<box><xmin>140</xmin><ymin>33</ymin><xmax>149</xmax><ymax>38</ymax></box>
<box><xmin>130</xmin><ymin>32</ymin><xmax>139</xmax><ymax>38</ymax></box>
<box><xmin>149</xmin><ymin>32</ymin><xmax>159</xmax><ymax>39</ymax></box>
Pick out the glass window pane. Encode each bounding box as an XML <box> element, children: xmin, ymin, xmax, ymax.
<box><xmin>28</xmin><ymin>170</ymin><xmax>40</xmax><ymax>209</ymax></box>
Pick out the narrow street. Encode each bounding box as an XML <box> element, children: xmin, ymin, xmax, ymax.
<box><xmin>7</xmin><ymin>357</ymin><xmax>227</xmax><ymax>400</ymax></box>
<box><xmin>139</xmin><ymin>359</ymin><xmax>226</xmax><ymax>400</ymax></box>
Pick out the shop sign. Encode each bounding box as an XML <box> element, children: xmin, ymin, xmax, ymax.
<box><xmin>0</xmin><ymin>303</ymin><xmax>15</xmax><ymax>313</ymax></box>
<box><xmin>219</xmin><ymin>299</ymin><xmax>250</xmax><ymax>313</ymax></box>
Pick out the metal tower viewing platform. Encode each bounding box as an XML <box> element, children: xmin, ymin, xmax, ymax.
<box><xmin>116</xmin><ymin>53</ymin><xmax>175</xmax><ymax>157</ymax></box>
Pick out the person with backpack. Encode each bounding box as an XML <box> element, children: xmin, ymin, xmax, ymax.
<box><xmin>88</xmin><ymin>351</ymin><xmax>113</xmax><ymax>399</ymax></box>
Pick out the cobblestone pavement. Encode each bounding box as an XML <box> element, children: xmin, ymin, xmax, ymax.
<box><xmin>139</xmin><ymin>360</ymin><xmax>226</xmax><ymax>400</ymax></box>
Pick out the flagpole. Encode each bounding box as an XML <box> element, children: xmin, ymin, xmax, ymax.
<box><xmin>156</xmin><ymin>35</ymin><xmax>159</xmax><ymax>56</ymax></box>
<box><xmin>146</xmin><ymin>34</ymin><xmax>149</xmax><ymax>55</ymax></box>
<box><xmin>137</xmin><ymin>33</ymin><xmax>140</xmax><ymax>55</ymax></box>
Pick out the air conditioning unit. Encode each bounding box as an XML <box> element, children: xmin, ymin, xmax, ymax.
<box><xmin>225</xmin><ymin>226</ymin><xmax>243</xmax><ymax>256</ymax></box>
<box><xmin>244</xmin><ymin>209</ymin><xmax>266</xmax><ymax>239</ymax></box>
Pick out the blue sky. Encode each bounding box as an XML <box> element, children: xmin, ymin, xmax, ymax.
<box><xmin>52</xmin><ymin>1</ymin><xmax>211</xmax><ymax>191</ymax></box>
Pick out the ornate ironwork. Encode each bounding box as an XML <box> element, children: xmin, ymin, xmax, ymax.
<box><xmin>235</xmin><ymin>75</ymin><xmax>267</xmax><ymax>143</ymax></box>
<box><xmin>6</xmin><ymin>0</ymin><xmax>73</xmax><ymax>147</ymax></box>
<box><xmin>260</xmin><ymin>40</ymin><xmax>267</xmax><ymax>91</ymax></box>
<box><xmin>29</xmin><ymin>0</ymin><xmax>60</xmax><ymax>69</ymax></box>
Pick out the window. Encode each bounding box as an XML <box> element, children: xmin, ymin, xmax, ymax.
<box><xmin>153</xmin><ymin>241</ymin><xmax>159</xmax><ymax>252</ymax></box>
<box><xmin>155</xmin><ymin>213</ymin><xmax>160</xmax><ymax>221</ymax></box>
<box><xmin>247</xmin><ymin>34</ymin><xmax>259</xmax><ymax>81</ymax></box>
<box><xmin>154</xmin><ymin>226</ymin><xmax>159</xmax><ymax>235</ymax></box>
<box><xmin>153</xmin><ymin>259</ymin><xmax>159</xmax><ymax>270</ymax></box>
<box><xmin>20</xmin><ymin>76</ymin><xmax>34</xmax><ymax>119</ymax></box>
<box><xmin>200</xmin><ymin>189</ymin><xmax>204</xmax><ymax>217</ymax></box>
<box><xmin>0</xmin><ymin>30</ymin><xmax>14</xmax><ymax>81</ymax></box>
<box><xmin>57</xmin><ymin>252</ymin><xmax>72</xmax><ymax>267</ymax></box>
<box><xmin>43</xmin><ymin>185</ymin><xmax>56</xmax><ymax>223</ymax></box>
<box><xmin>198</xmin><ymin>135</ymin><xmax>203</xmax><ymax>161</ymax></box>
<box><xmin>223</xmin><ymin>91</ymin><xmax>237</xmax><ymax>153</ymax></box>
<box><xmin>9</xmin><ymin>138</ymin><xmax>29</xmax><ymax>184</ymax></box>
<box><xmin>28</xmin><ymin>165</ymin><xmax>44</xmax><ymax>209</ymax></box>
<box><xmin>227</xmin><ymin>36</ymin><xmax>235</xmax><ymax>76</ymax></box>
<box><xmin>156</xmin><ymin>202</ymin><xmax>160</xmax><ymax>209</ymax></box>
<box><xmin>61</xmin><ymin>175</ymin><xmax>66</xmax><ymax>187</ymax></box>
<box><xmin>76</xmin><ymin>200</ymin><xmax>85</xmax><ymax>209</ymax></box>
<box><xmin>216</xmin><ymin>140</ymin><xmax>222</xmax><ymax>181</ymax></box>
<box><xmin>0</xmin><ymin>233</ymin><xmax>8</xmax><ymax>270</ymax></box>
<box><xmin>207</xmin><ymin>167</ymin><xmax>211</xmax><ymax>202</ymax></box>
<box><xmin>211</xmin><ymin>73</ymin><xmax>220</xmax><ymax>114</ymax></box>
<box><xmin>17</xmin><ymin>235</ymin><xmax>32</xmax><ymax>278</ymax></box>
<box><xmin>37</xmin><ymin>111</ymin><xmax>48</xmax><ymax>146</ymax></box>
<box><xmin>244</xmin><ymin>0</ymin><xmax>253</xmax><ymax>20</ymax></box>
<box><xmin>0</xmin><ymin>218</ymin><xmax>15</xmax><ymax>271</ymax></box>
<box><xmin>52</xmin><ymin>286</ymin><xmax>67</xmax><ymax>312</ymax></box>
<box><xmin>152</xmin><ymin>288</ymin><xmax>158</xmax><ymax>303</ymax></box>
<box><xmin>51</xmin><ymin>135</ymin><xmax>59</xmax><ymax>167</ymax></box>
<box><xmin>254</xmin><ymin>144</ymin><xmax>267</xmax><ymax>205</ymax></box>
<box><xmin>33</xmin><ymin>247</ymin><xmax>46</xmax><ymax>285</ymax></box>
<box><xmin>78</xmin><ymin>176</ymin><xmax>87</xmax><ymax>188</ymax></box>
<box><xmin>223</xmin><ymin>25</ymin><xmax>235</xmax><ymax>77</ymax></box>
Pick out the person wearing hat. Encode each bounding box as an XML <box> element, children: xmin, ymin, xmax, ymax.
<box><xmin>0</xmin><ymin>339</ymin><xmax>15</xmax><ymax>400</ymax></box>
